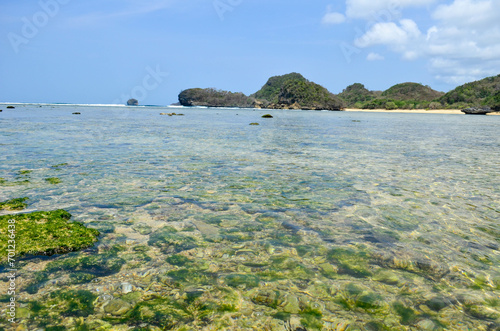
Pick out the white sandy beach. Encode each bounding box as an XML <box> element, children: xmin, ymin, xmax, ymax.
<box><xmin>345</xmin><ymin>108</ymin><xmax>463</xmax><ymax>114</ymax></box>
<box><xmin>345</xmin><ymin>108</ymin><xmax>500</xmax><ymax>115</ymax></box>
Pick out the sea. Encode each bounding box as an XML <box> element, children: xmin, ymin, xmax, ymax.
<box><xmin>0</xmin><ymin>103</ymin><xmax>499</xmax><ymax>330</ymax></box>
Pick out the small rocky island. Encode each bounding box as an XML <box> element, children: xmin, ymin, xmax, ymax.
<box><xmin>127</xmin><ymin>98</ymin><xmax>139</xmax><ymax>106</ymax></box>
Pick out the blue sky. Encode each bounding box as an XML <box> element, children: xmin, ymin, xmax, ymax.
<box><xmin>1</xmin><ymin>0</ymin><xmax>499</xmax><ymax>105</ymax></box>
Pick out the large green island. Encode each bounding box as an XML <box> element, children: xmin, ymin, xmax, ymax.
<box><xmin>178</xmin><ymin>73</ymin><xmax>500</xmax><ymax>112</ymax></box>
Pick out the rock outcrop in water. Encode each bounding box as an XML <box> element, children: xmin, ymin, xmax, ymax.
<box><xmin>178</xmin><ymin>88</ymin><xmax>254</xmax><ymax>108</ymax></box>
<box><xmin>461</xmin><ymin>107</ymin><xmax>495</xmax><ymax>115</ymax></box>
<box><xmin>127</xmin><ymin>98</ymin><xmax>139</xmax><ymax>106</ymax></box>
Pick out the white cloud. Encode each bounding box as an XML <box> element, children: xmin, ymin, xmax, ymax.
<box><xmin>367</xmin><ymin>52</ymin><xmax>384</xmax><ymax>61</ymax></box>
<box><xmin>343</xmin><ymin>0</ymin><xmax>500</xmax><ymax>85</ymax></box>
<box><xmin>322</xmin><ymin>12</ymin><xmax>346</xmax><ymax>25</ymax></box>
<box><xmin>322</xmin><ymin>5</ymin><xmax>346</xmax><ymax>25</ymax></box>
<box><xmin>354</xmin><ymin>19</ymin><xmax>421</xmax><ymax>48</ymax></box>
<box><xmin>426</xmin><ymin>0</ymin><xmax>500</xmax><ymax>83</ymax></box>
<box><xmin>432</xmin><ymin>0</ymin><xmax>497</xmax><ymax>28</ymax></box>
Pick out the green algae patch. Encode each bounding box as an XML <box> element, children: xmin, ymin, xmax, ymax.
<box><xmin>122</xmin><ymin>297</ymin><xmax>192</xmax><ymax>328</ymax></box>
<box><xmin>0</xmin><ymin>197</ymin><xmax>28</xmax><ymax>211</ymax></box>
<box><xmin>25</xmin><ymin>289</ymin><xmax>97</xmax><ymax>327</ymax></box>
<box><xmin>148</xmin><ymin>226</ymin><xmax>197</xmax><ymax>253</ymax></box>
<box><xmin>225</xmin><ymin>273</ymin><xmax>260</xmax><ymax>288</ymax></box>
<box><xmin>0</xmin><ymin>210</ymin><xmax>100</xmax><ymax>261</ymax></box>
<box><xmin>328</xmin><ymin>247</ymin><xmax>373</xmax><ymax>278</ymax></box>
<box><xmin>45</xmin><ymin>177</ymin><xmax>62</xmax><ymax>184</ymax></box>
<box><xmin>0</xmin><ymin>177</ymin><xmax>30</xmax><ymax>186</ymax></box>
<box><xmin>51</xmin><ymin>163</ymin><xmax>69</xmax><ymax>168</ymax></box>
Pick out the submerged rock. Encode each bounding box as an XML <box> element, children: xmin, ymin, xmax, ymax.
<box><xmin>131</xmin><ymin>223</ymin><xmax>152</xmax><ymax>235</ymax></box>
<box><xmin>104</xmin><ymin>299</ymin><xmax>132</xmax><ymax>316</ymax></box>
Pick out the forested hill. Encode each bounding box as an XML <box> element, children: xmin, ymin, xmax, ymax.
<box><xmin>178</xmin><ymin>73</ymin><xmax>500</xmax><ymax>111</ymax></box>
<box><xmin>439</xmin><ymin>74</ymin><xmax>500</xmax><ymax>110</ymax></box>
<box><xmin>178</xmin><ymin>73</ymin><xmax>344</xmax><ymax>111</ymax></box>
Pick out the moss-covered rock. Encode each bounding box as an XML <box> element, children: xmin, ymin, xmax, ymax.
<box><xmin>0</xmin><ymin>197</ymin><xmax>28</xmax><ymax>211</ymax></box>
<box><xmin>0</xmin><ymin>210</ymin><xmax>100</xmax><ymax>261</ymax></box>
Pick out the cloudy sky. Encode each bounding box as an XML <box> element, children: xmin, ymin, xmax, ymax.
<box><xmin>1</xmin><ymin>0</ymin><xmax>499</xmax><ymax>104</ymax></box>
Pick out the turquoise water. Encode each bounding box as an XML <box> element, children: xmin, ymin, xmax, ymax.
<box><xmin>0</xmin><ymin>104</ymin><xmax>499</xmax><ymax>330</ymax></box>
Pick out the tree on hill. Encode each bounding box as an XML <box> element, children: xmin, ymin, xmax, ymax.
<box><xmin>251</xmin><ymin>72</ymin><xmax>344</xmax><ymax>110</ymax></box>
<box><xmin>439</xmin><ymin>74</ymin><xmax>500</xmax><ymax>108</ymax></box>
<box><xmin>381</xmin><ymin>82</ymin><xmax>444</xmax><ymax>101</ymax></box>
<box><xmin>338</xmin><ymin>83</ymin><xmax>377</xmax><ymax>107</ymax></box>
<box><xmin>486</xmin><ymin>91</ymin><xmax>500</xmax><ymax>111</ymax></box>
<box><xmin>277</xmin><ymin>79</ymin><xmax>344</xmax><ymax>110</ymax></box>
<box><xmin>252</xmin><ymin>72</ymin><xmax>307</xmax><ymax>103</ymax></box>
<box><xmin>340</xmin><ymin>82</ymin><xmax>445</xmax><ymax>110</ymax></box>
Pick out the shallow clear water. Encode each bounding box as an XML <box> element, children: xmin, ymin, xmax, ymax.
<box><xmin>0</xmin><ymin>105</ymin><xmax>499</xmax><ymax>330</ymax></box>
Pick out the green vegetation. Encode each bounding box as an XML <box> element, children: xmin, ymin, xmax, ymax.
<box><xmin>22</xmin><ymin>290</ymin><xmax>97</xmax><ymax>329</ymax></box>
<box><xmin>487</xmin><ymin>91</ymin><xmax>500</xmax><ymax>111</ymax></box>
<box><xmin>45</xmin><ymin>177</ymin><xmax>62</xmax><ymax>184</ymax></box>
<box><xmin>0</xmin><ymin>177</ymin><xmax>30</xmax><ymax>186</ymax></box>
<box><xmin>439</xmin><ymin>74</ymin><xmax>500</xmax><ymax>108</ymax></box>
<box><xmin>0</xmin><ymin>197</ymin><xmax>28</xmax><ymax>211</ymax></box>
<box><xmin>338</xmin><ymin>83</ymin><xmax>378</xmax><ymax>107</ymax></box>
<box><xmin>327</xmin><ymin>246</ymin><xmax>373</xmax><ymax>278</ymax></box>
<box><xmin>25</xmin><ymin>247</ymin><xmax>125</xmax><ymax>294</ymax></box>
<box><xmin>252</xmin><ymin>72</ymin><xmax>307</xmax><ymax>103</ymax></box>
<box><xmin>51</xmin><ymin>163</ymin><xmax>68</xmax><ymax>168</ymax></box>
<box><xmin>178</xmin><ymin>73</ymin><xmax>500</xmax><ymax>111</ymax></box>
<box><xmin>178</xmin><ymin>72</ymin><xmax>344</xmax><ymax>110</ymax></box>
<box><xmin>0</xmin><ymin>210</ymin><xmax>100</xmax><ymax>261</ymax></box>
<box><xmin>340</xmin><ymin>82</ymin><xmax>445</xmax><ymax>110</ymax></box>
<box><xmin>275</xmin><ymin>78</ymin><xmax>344</xmax><ymax>110</ymax></box>
<box><xmin>382</xmin><ymin>82</ymin><xmax>444</xmax><ymax>101</ymax></box>
<box><xmin>252</xmin><ymin>72</ymin><xmax>344</xmax><ymax>110</ymax></box>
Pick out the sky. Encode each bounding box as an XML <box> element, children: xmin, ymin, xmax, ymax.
<box><xmin>1</xmin><ymin>0</ymin><xmax>499</xmax><ymax>105</ymax></box>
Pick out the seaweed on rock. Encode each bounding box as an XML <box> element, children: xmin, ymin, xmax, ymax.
<box><xmin>0</xmin><ymin>197</ymin><xmax>28</xmax><ymax>210</ymax></box>
<box><xmin>0</xmin><ymin>210</ymin><xmax>100</xmax><ymax>261</ymax></box>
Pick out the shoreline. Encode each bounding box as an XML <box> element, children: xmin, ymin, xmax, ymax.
<box><xmin>345</xmin><ymin>108</ymin><xmax>463</xmax><ymax>115</ymax></box>
<box><xmin>344</xmin><ymin>108</ymin><xmax>500</xmax><ymax>115</ymax></box>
